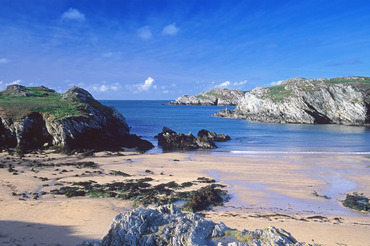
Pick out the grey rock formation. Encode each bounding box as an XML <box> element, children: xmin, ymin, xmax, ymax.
<box><xmin>214</xmin><ymin>77</ymin><xmax>370</xmax><ymax>126</ymax></box>
<box><xmin>82</xmin><ymin>205</ymin><xmax>312</xmax><ymax>246</ymax></box>
<box><xmin>169</xmin><ymin>88</ymin><xmax>245</xmax><ymax>106</ymax></box>
<box><xmin>0</xmin><ymin>85</ymin><xmax>154</xmax><ymax>152</ymax></box>
<box><xmin>156</xmin><ymin>127</ymin><xmax>230</xmax><ymax>151</ymax></box>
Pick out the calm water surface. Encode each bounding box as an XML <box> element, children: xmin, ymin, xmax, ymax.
<box><xmin>101</xmin><ymin>100</ymin><xmax>370</xmax><ymax>155</ymax></box>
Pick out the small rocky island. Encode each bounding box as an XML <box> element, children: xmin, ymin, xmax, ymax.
<box><xmin>156</xmin><ymin>127</ymin><xmax>231</xmax><ymax>151</ymax></box>
<box><xmin>169</xmin><ymin>88</ymin><xmax>245</xmax><ymax>106</ymax></box>
<box><xmin>0</xmin><ymin>85</ymin><xmax>153</xmax><ymax>152</ymax></box>
<box><xmin>214</xmin><ymin>76</ymin><xmax>370</xmax><ymax>126</ymax></box>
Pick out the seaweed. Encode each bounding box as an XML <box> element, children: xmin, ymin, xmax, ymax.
<box><xmin>342</xmin><ymin>192</ymin><xmax>370</xmax><ymax>212</ymax></box>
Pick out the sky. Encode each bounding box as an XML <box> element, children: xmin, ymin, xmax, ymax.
<box><xmin>0</xmin><ymin>0</ymin><xmax>369</xmax><ymax>99</ymax></box>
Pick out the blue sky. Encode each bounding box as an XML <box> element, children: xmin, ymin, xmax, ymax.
<box><xmin>0</xmin><ymin>0</ymin><xmax>369</xmax><ymax>99</ymax></box>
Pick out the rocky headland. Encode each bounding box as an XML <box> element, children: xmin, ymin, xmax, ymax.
<box><xmin>169</xmin><ymin>88</ymin><xmax>245</xmax><ymax>106</ymax></box>
<box><xmin>156</xmin><ymin>127</ymin><xmax>231</xmax><ymax>151</ymax></box>
<box><xmin>83</xmin><ymin>205</ymin><xmax>313</xmax><ymax>246</ymax></box>
<box><xmin>214</xmin><ymin>76</ymin><xmax>370</xmax><ymax>126</ymax></box>
<box><xmin>0</xmin><ymin>85</ymin><xmax>153</xmax><ymax>152</ymax></box>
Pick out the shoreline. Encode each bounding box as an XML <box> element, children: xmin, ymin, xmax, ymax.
<box><xmin>0</xmin><ymin>150</ymin><xmax>369</xmax><ymax>245</ymax></box>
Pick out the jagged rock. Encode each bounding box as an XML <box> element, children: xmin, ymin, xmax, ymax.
<box><xmin>156</xmin><ymin>127</ymin><xmax>230</xmax><ymax>151</ymax></box>
<box><xmin>0</xmin><ymin>85</ymin><xmax>154</xmax><ymax>152</ymax></box>
<box><xmin>214</xmin><ymin>76</ymin><xmax>370</xmax><ymax>126</ymax></box>
<box><xmin>83</xmin><ymin>205</ymin><xmax>313</xmax><ymax>246</ymax></box>
<box><xmin>169</xmin><ymin>88</ymin><xmax>245</xmax><ymax>106</ymax></box>
<box><xmin>198</xmin><ymin>129</ymin><xmax>231</xmax><ymax>142</ymax></box>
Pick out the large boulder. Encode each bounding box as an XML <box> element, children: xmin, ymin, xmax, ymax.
<box><xmin>82</xmin><ymin>205</ymin><xmax>313</xmax><ymax>246</ymax></box>
<box><xmin>0</xmin><ymin>85</ymin><xmax>154</xmax><ymax>152</ymax></box>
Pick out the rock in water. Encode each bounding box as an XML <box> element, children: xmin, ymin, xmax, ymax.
<box><xmin>214</xmin><ymin>77</ymin><xmax>370</xmax><ymax>126</ymax></box>
<box><xmin>156</xmin><ymin>127</ymin><xmax>231</xmax><ymax>151</ymax></box>
<box><xmin>169</xmin><ymin>88</ymin><xmax>245</xmax><ymax>106</ymax></box>
<box><xmin>0</xmin><ymin>85</ymin><xmax>154</xmax><ymax>152</ymax></box>
<box><xmin>83</xmin><ymin>205</ymin><xmax>313</xmax><ymax>246</ymax></box>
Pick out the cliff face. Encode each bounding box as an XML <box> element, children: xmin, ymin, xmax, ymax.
<box><xmin>214</xmin><ymin>77</ymin><xmax>370</xmax><ymax>126</ymax></box>
<box><xmin>169</xmin><ymin>88</ymin><xmax>244</xmax><ymax>106</ymax></box>
<box><xmin>0</xmin><ymin>85</ymin><xmax>153</xmax><ymax>152</ymax></box>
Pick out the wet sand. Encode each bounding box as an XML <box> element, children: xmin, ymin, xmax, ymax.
<box><xmin>0</xmin><ymin>150</ymin><xmax>369</xmax><ymax>245</ymax></box>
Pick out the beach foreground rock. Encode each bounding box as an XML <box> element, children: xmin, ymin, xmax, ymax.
<box><xmin>82</xmin><ymin>205</ymin><xmax>313</xmax><ymax>246</ymax></box>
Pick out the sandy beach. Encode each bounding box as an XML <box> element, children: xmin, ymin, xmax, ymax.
<box><xmin>0</xmin><ymin>150</ymin><xmax>369</xmax><ymax>245</ymax></box>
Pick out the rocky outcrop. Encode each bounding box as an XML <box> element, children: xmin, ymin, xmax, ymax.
<box><xmin>214</xmin><ymin>77</ymin><xmax>370</xmax><ymax>126</ymax></box>
<box><xmin>82</xmin><ymin>205</ymin><xmax>312</xmax><ymax>246</ymax></box>
<box><xmin>156</xmin><ymin>127</ymin><xmax>230</xmax><ymax>151</ymax></box>
<box><xmin>0</xmin><ymin>85</ymin><xmax>153</xmax><ymax>152</ymax></box>
<box><xmin>169</xmin><ymin>88</ymin><xmax>245</xmax><ymax>106</ymax></box>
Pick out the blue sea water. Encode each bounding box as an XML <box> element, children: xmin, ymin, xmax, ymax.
<box><xmin>101</xmin><ymin>100</ymin><xmax>370</xmax><ymax>155</ymax></box>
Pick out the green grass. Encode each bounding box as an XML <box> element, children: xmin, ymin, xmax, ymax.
<box><xmin>328</xmin><ymin>77</ymin><xmax>370</xmax><ymax>85</ymax></box>
<box><xmin>224</xmin><ymin>230</ymin><xmax>254</xmax><ymax>242</ymax></box>
<box><xmin>0</xmin><ymin>86</ymin><xmax>89</xmax><ymax>120</ymax></box>
<box><xmin>264</xmin><ymin>84</ymin><xmax>292</xmax><ymax>102</ymax></box>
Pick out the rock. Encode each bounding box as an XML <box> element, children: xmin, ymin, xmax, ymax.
<box><xmin>214</xmin><ymin>76</ymin><xmax>370</xmax><ymax>126</ymax></box>
<box><xmin>169</xmin><ymin>88</ymin><xmax>245</xmax><ymax>106</ymax></box>
<box><xmin>93</xmin><ymin>205</ymin><xmax>313</xmax><ymax>246</ymax></box>
<box><xmin>156</xmin><ymin>127</ymin><xmax>230</xmax><ymax>151</ymax></box>
<box><xmin>0</xmin><ymin>85</ymin><xmax>154</xmax><ymax>152</ymax></box>
<box><xmin>197</xmin><ymin>129</ymin><xmax>231</xmax><ymax>142</ymax></box>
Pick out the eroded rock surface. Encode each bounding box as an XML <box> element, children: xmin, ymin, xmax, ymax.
<box><xmin>214</xmin><ymin>77</ymin><xmax>370</xmax><ymax>126</ymax></box>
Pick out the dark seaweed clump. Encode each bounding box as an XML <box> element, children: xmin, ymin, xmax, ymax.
<box><xmin>342</xmin><ymin>192</ymin><xmax>370</xmax><ymax>212</ymax></box>
<box><xmin>182</xmin><ymin>184</ymin><xmax>227</xmax><ymax>212</ymax></box>
<box><xmin>50</xmin><ymin>178</ymin><xmax>228</xmax><ymax>211</ymax></box>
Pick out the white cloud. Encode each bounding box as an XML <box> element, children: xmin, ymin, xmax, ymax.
<box><xmin>162</xmin><ymin>90</ymin><xmax>169</xmax><ymax>94</ymax></box>
<box><xmin>137</xmin><ymin>26</ymin><xmax>152</xmax><ymax>40</ymax></box>
<box><xmin>162</xmin><ymin>23</ymin><xmax>179</xmax><ymax>36</ymax></box>
<box><xmin>128</xmin><ymin>77</ymin><xmax>157</xmax><ymax>93</ymax></box>
<box><xmin>61</xmin><ymin>8</ymin><xmax>86</xmax><ymax>21</ymax></box>
<box><xmin>7</xmin><ymin>79</ymin><xmax>22</xmax><ymax>86</ymax></box>
<box><xmin>91</xmin><ymin>82</ymin><xmax>121</xmax><ymax>92</ymax></box>
<box><xmin>270</xmin><ymin>80</ymin><xmax>283</xmax><ymax>86</ymax></box>
<box><xmin>233</xmin><ymin>80</ymin><xmax>247</xmax><ymax>86</ymax></box>
<box><xmin>215</xmin><ymin>81</ymin><xmax>230</xmax><ymax>88</ymax></box>
<box><xmin>0</xmin><ymin>58</ymin><xmax>10</xmax><ymax>64</ymax></box>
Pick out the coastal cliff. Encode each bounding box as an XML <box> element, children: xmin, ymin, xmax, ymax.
<box><xmin>169</xmin><ymin>88</ymin><xmax>244</xmax><ymax>106</ymax></box>
<box><xmin>214</xmin><ymin>77</ymin><xmax>370</xmax><ymax>126</ymax></box>
<box><xmin>0</xmin><ymin>85</ymin><xmax>153</xmax><ymax>152</ymax></box>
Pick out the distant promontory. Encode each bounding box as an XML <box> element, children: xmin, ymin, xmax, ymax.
<box><xmin>169</xmin><ymin>88</ymin><xmax>245</xmax><ymax>106</ymax></box>
<box><xmin>0</xmin><ymin>85</ymin><xmax>153</xmax><ymax>153</ymax></box>
<box><xmin>214</xmin><ymin>76</ymin><xmax>370</xmax><ymax>126</ymax></box>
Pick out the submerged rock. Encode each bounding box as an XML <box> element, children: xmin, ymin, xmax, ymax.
<box><xmin>214</xmin><ymin>76</ymin><xmax>370</xmax><ymax>126</ymax></box>
<box><xmin>156</xmin><ymin>127</ymin><xmax>230</xmax><ymax>151</ymax></box>
<box><xmin>82</xmin><ymin>205</ymin><xmax>313</xmax><ymax>246</ymax></box>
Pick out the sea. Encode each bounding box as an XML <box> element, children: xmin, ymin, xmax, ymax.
<box><xmin>101</xmin><ymin>100</ymin><xmax>370</xmax><ymax>156</ymax></box>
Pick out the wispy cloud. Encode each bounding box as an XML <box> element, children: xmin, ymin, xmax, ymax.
<box><xmin>137</xmin><ymin>26</ymin><xmax>153</xmax><ymax>40</ymax></box>
<box><xmin>214</xmin><ymin>80</ymin><xmax>247</xmax><ymax>88</ymax></box>
<box><xmin>91</xmin><ymin>82</ymin><xmax>120</xmax><ymax>92</ymax></box>
<box><xmin>128</xmin><ymin>77</ymin><xmax>157</xmax><ymax>93</ymax></box>
<box><xmin>162</xmin><ymin>23</ymin><xmax>179</xmax><ymax>36</ymax></box>
<box><xmin>270</xmin><ymin>80</ymin><xmax>283</xmax><ymax>86</ymax></box>
<box><xmin>61</xmin><ymin>8</ymin><xmax>86</xmax><ymax>22</ymax></box>
<box><xmin>0</xmin><ymin>58</ymin><xmax>11</xmax><ymax>64</ymax></box>
<box><xmin>215</xmin><ymin>81</ymin><xmax>230</xmax><ymax>88</ymax></box>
